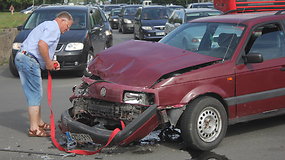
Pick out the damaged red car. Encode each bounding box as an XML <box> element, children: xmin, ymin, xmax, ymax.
<box><xmin>60</xmin><ymin>1</ymin><xmax>285</xmax><ymax>151</ymax></box>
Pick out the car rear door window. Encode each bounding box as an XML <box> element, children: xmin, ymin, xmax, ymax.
<box><xmin>246</xmin><ymin>23</ymin><xmax>285</xmax><ymax>61</ymax></box>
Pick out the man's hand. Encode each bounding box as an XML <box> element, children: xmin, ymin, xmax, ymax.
<box><xmin>53</xmin><ymin>61</ymin><xmax>60</xmax><ymax>70</ymax></box>
<box><xmin>46</xmin><ymin>60</ymin><xmax>60</xmax><ymax>70</ymax></box>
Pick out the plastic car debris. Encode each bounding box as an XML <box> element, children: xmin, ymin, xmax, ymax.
<box><xmin>65</xmin><ymin>131</ymin><xmax>77</xmax><ymax>150</ymax></box>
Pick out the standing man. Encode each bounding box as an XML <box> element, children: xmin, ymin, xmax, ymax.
<box><xmin>15</xmin><ymin>11</ymin><xmax>73</xmax><ymax>137</ymax></box>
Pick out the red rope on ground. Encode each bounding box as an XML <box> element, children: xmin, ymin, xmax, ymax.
<box><xmin>47</xmin><ymin>71</ymin><xmax>121</xmax><ymax>155</ymax></box>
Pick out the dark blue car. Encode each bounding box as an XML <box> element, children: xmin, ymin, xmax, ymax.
<box><xmin>118</xmin><ymin>5</ymin><xmax>141</xmax><ymax>33</ymax></box>
<box><xmin>134</xmin><ymin>6</ymin><xmax>170</xmax><ymax>40</ymax></box>
<box><xmin>9</xmin><ymin>5</ymin><xmax>113</xmax><ymax>77</ymax></box>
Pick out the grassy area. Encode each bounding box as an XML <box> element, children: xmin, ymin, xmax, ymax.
<box><xmin>0</xmin><ymin>12</ymin><xmax>29</xmax><ymax>30</ymax></box>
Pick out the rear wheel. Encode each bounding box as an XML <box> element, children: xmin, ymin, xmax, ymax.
<box><xmin>180</xmin><ymin>96</ymin><xmax>227</xmax><ymax>151</ymax></box>
<box><xmin>133</xmin><ymin>32</ymin><xmax>138</xmax><ymax>40</ymax></box>
<box><xmin>122</xmin><ymin>26</ymin><xmax>127</xmax><ymax>34</ymax></box>
<box><xmin>118</xmin><ymin>24</ymin><xmax>122</xmax><ymax>32</ymax></box>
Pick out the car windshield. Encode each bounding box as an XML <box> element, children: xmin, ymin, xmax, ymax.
<box><xmin>111</xmin><ymin>9</ymin><xmax>121</xmax><ymax>16</ymax></box>
<box><xmin>159</xmin><ymin>22</ymin><xmax>245</xmax><ymax>60</ymax></box>
<box><xmin>142</xmin><ymin>8</ymin><xmax>170</xmax><ymax>20</ymax></box>
<box><xmin>168</xmin><ymin>6</ymin><xmax>184</xmax><ymax>13</ymax></box>
<box><xmin>192</xmin><ymin>3</ymin><xmax>214</xmax><ymax>8</ymax></box>
<box><xmin>186</xmin><ymin>11</ymin><xmax>221</xmax><ymax>21</ymax></box>
<box><xmin>104</xmin><ymin>6</ymin><xmax>120</xmax><ymax>12</ymax></box>
<box><xmin>123</xmin><ymin>7</ymin><xmax>138</xmax><ymax>16</ymax></box>
<box><xmin>24</xmin><ymin>10</ymin><xmax>87</xmax><ymax>30</ymax></box>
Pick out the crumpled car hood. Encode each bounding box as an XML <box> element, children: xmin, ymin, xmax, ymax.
<box><xmin>88</xmin><ymin>40</ymin><xmax>220</xmax><ymax>87</ymax></box>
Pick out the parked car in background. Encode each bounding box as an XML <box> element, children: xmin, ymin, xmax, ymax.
<box><xmin>167</xmin><ymin>4</ymin><xmax>184</xmax><ymax>14</ymax></box>
<box><xmin>188</xmin><ymin>2</ymin><xmax>214</xmax><ymax>8</ymax></box>
<box><xmin>118</xmin><ymin>5</ymin><xmax>141</xmax><ymax>33</ymax></box>
<box><xmin>102</xmin><ymin>4</ymin><xmax>122</xmax><ymax>19</ymax></box>
<box><xmin>9</xmin><ymin>5</ymin><xmax>113</xmax><ymax>77</ymax></box>
<box><xmin>134</xmin><ymin>5</ymin><xmax>170</xmax><ymax>40</ymax></box>
<box><xmin>108</xmin><ymin>8</ymin><xmax>121</xmax><ymax>29</ymax></box>
<box><xmin>165</xmin><ymin>8</ymin><xmax>222</xmax><ymax>34</ymax></box>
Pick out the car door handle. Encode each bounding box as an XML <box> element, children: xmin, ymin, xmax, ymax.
<box><xmin>280</xmin><ymin>67</ymin><xmax>285</xmax><ymax>71</ymax></box>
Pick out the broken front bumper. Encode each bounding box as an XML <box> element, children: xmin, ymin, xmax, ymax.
<box><xmin>60</xmin><ymin>104</ymin><xmax>160</xmax><ymax>146</ymax></box>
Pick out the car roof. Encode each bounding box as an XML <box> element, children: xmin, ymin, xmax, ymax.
<box><xmin>167</xmin><ymin>5</ymin><xmax>184</xmax><ymax>8</ymax></box>
<box><xmin>190</xmin><ymin>11</ymin><xmax>285</xmax><ymax>25</ymax></box>
<box><xmin>122</xmin><ymin>5</ymin><xmax>142</xmax><ymax>8</ymax></box>
<box><xmin>190</xmin><ymin>2</ymin><xmax>213</xmax><ymax>5</ymax></box>
<box><xmin>36</xmin><ymin>5</ymin><xmax>90</xmax><ymax>12</ymax></box>
<box><xmin>142</xmin><ymin>5</ymin><xmax>167</xmax><ymax>9</ymax></box>
<box><xmin>184</xmin><ymin>8</ymin><xmax>221</xmax><ymax>13</ymax></box>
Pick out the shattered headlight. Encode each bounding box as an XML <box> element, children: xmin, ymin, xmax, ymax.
<box><xmin>123</xmin><ymin>91</ymin><xmax>154</xmax><ymax>105</ymax></box>
<box><xmin>65</xmin><ymin>43</ymin><xmax>84</xmax><ymax>51</ymax></box>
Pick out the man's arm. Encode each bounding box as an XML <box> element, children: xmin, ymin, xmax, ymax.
<box><xmin>38</xmin><ymin>40</ymin><xmax>60</xmax><ymax>70</ymax></box>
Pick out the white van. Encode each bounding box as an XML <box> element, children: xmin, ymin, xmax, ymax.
<box><xmin>143</xmin><ymin>0</ymin><xmax>152</xmax><ymax>6</ymax></box>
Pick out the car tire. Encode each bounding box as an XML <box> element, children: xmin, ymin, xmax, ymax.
<box><xmin>82</xmin><ymin>51</ymin><xmax>94</xmax><ymax>77</ymax></box>
<box><xmin>122</xmin><ymin>26</ymin><xmax>126</xmax><ymax>34</ymax></box>
<box><xmin>118</xmin><ymin>25</ymin><xmax>122</xmax><ymax>32</ymax></box>
<box><xmin>133</xmin><ymin>33</ymin><xmax>138</xmax><ymax>40</ymax></box>
<box><xmin>180</xmin><ymin>96</ymin><xmax>228</xmax><ymax>151</ymax></box>
<box><xmin>9</xmin><ymin>55</ymin><xmax>19</xmax><ymax>77</ymax></box>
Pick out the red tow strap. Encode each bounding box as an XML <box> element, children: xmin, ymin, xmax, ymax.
<box><xmin>47</xmin><ymin>71</ymin><xmax>122</xmax><ymax>155</ymax></box>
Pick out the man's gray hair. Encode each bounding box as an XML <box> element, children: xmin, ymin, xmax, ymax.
<box><xmin>56</xmin><ymin>11</ymin><xmax>73</xmax><ymax>21</ymax></box>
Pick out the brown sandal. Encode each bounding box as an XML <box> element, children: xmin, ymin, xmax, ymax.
<box><xmin>28</xmin><ymin>128</ymin><xmax>50</xmax><ymax>137</ymax></box>
<box><xmin>39</xmin><ymin>122</ymin><xmax>51</xmax><ymax>130</ymax></box>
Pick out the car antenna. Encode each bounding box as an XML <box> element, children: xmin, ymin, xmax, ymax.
<box><xmin>222</xmin><ymin>7</ymin><xmax>245</xmax><ymax>63</ymax></box>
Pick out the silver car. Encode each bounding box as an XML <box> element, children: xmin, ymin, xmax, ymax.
<box><xmin>165</xmin><ymin>8</ymin><xmax>222</xmax><ymax>35</ymax></box>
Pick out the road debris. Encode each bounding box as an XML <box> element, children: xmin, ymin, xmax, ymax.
<box><xmin>0</xmin><ymin>148</ymin><xmax>76</xmax><ymax>158</ymax></box>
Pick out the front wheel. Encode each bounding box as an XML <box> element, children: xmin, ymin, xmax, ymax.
<box><xmin>180</xmin><ymin>96</ymin><xmax>228</xmax><ymax>151</ymax></box>
<box><xmin>9</xmin><ymin>55</ymin><xmax>19</xmax><ymax>77</ymax></box>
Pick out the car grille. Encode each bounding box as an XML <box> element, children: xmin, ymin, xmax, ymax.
<box><xmin>72</xmin><ymin>98</ymin><xmax>148</xmax><ymax>124</ymax></box>
<box><xmin>154</xmin><ymin>26</ymin><xmax>165</xmax><ymax>30</ymax></box>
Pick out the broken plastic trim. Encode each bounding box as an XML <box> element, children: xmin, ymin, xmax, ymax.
<box><xmin>61</xmin><ymin>104</ymin><xmax>158</xmax><ymax>145</ymax></box>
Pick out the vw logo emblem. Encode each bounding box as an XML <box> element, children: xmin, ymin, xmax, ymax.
<box><xmin>100</xmin><ymin>87</ymin><xmax>107</xmax><ymax>97</ymax></box>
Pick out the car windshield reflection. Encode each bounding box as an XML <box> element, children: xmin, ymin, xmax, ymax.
<box><xmin>142</xmin><ymin>8</ymin><xmax>170</xmax><ymax>20</ymax></box>
<box><xmin>160</xmin><ymin>22</ymin><xmax>245</xmax><ymax>60</ymax></box>
<box><xmin>24</xmin><ymin>10</ymin><xmax>87</xmax><ymax>30</ymax></box>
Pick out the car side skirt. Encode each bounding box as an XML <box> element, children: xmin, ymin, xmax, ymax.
<box><xmin>229</xmin><ymin>108</ymin><xmax>285</xmax><ymax>125</ymax></box>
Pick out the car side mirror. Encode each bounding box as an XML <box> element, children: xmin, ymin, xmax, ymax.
<box><xmin>17</xmin><ymin>25</ymin><xmax>23</xmax><ymax>31</ymax></box>
<box><xmin>243</xmin><ymin>53</ymin><xmax>263</xmax><ymax>64</ymax></box>
<box><xmin>92</xmin><ymin>26</ymin><xmax>102</xmax><ymax>32</ymax></box>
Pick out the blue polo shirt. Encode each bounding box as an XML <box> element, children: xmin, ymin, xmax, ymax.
<box><xmin>21</xmin><ymin>20</ymin><xmax>60</xmax><ymax>69</ymax></box>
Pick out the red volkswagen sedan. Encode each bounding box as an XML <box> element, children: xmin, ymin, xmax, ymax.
<box><xmin>60</xmin><ymin>6</ymin><xmax>285</xmax><ymax>150</ymax></box>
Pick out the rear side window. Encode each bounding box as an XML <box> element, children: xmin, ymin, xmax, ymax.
<box><xmin>169</xmin><ymin>11</ymin><xmax>182</xmax><ymax>24</ymax></box>
<box><xmin>246</xmin><ymin>23</ymin><xmax>285</xmax><ymax>61</ymax></box>
<box><xmin>92</xmin><ymin>9</ymin><xmax>103</xmax><ymax>26</ymax></box>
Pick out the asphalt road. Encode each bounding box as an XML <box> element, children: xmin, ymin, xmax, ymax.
<box><xmin>0</xmin><ymin>30</ymin><xmax>284</xmax><ymax>160</ymax></box>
